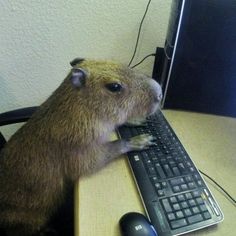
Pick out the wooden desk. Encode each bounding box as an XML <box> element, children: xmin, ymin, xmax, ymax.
<box><xmin>75</xmin><ymin>110</ymin><xmax>236</xmax><ymax>236</ymax></box>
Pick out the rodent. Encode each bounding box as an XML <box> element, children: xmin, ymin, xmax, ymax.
<box><xmin>0</xmin><ymin>58</ymin><xmax>162</xmax><ymax>236</ymax></box>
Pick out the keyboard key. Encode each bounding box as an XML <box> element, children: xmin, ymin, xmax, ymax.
<box><xmin>199</xmin><ymin>204</ymin><xmax>208</xmax><ymax>212</ymax></box>
<box><xmin>180</xmin><ymin>201</ymin><xmax>188</xmax><ymax>209</ymax></box>
<box><xmin>146</xmin><ymin>162</ymin><xmax>153</xmax><ymax>169</ymax></box>
<box><xmin>169</xmin><ymin>196</ymin><xmax>178</xmax><ymax>203</ymax></box>
<box><xmin>175</xmin><ymin>210</ymin><xmax>184</xmax><ymax>219</ymax></box>
<box><xmin>188</xmin><ymin>199</ymin><xmax>197</xmax><ymax>207</ymax></box>
<box><xmin>155</xmin><ymin>163</ymin><xmax>166</xmax><ymax>178</ymax></box>
<box><xmin>145</xmin><ymin>160</ymin><xmax>152</xmax><ymax>166</ymax></box>
<box><xmin>161</xmin><ymin>181</ymin><xmax>167</xmax><ymax>188</ymax></box>
<box><xmin>196</xmin><ymin>197</ymin><xmax>204</xmax><ymax>205</ymax></box>
<box><xmin>167</xmin><ymin>213</ymin><xmax>176</xmax><ymax>221</ymax></box>
<box><xmin>173</xmin><ymin>185</ymin><xmax>181</xmax><ymax>193</ymax></box>
<box><xmin>151</xmin><ymin>176</ymin><xmax>158</xmax><ymax>183</ymax></box>
<box><xmin>170</xmin><ymin>177</ymin><xmax>185</xmax><ymax>186</ymax></box>
<box><xmin>184</xmin><ymin>209</ymin><xmax>192</xmax><ymax>217</ymax></box>
<box><xmin>148</xmin><ymin>167</ymin><xmax>156</xmax><ymax>176</ymax></box>
<box><xmin>189</xmin><ymin>167</ymin><xmax>195</xmax><ymax>173</ymax></box>
<box><xmin>168</xmin><ymin>159</ymin><xmax>176</xmax><ymax>166</ymax></box>
<box><xmin>151</xmin><ymin>156</ymin><xmax>158</xmax><ymax>162</ymax></box>
<box><xmin>187</xmin><ymin>214</ymin><xmax>204</xmax><ymax>224</ymax></box>
<box><xmin>177</xmin><ymin>194</ymin><xmax>185</xmax><ymax>202</ymax></box>
<box><xmin>161</xmin><ymin>199</ymin><xmax>172</xmax><ymax>213</ymax></box>
<box><xmin>172</xmin><ymin>151</ymin><xmax>179</xmax><ymax>157</ymax></box>
<box><xmin>160</xmin><ymin>158</ymin><xmax>167</xmax><ymax>164</ymax></box>
<box><xmin>194</xmin><ymin>173</ymin><xmax>201</xmax><ymax>180</ymax></box>
<box><xmin>170</xmin><ymin>219</ymin><xmax>188</xmax><ymax>229</ymax></box>
<box><xmin>172</xmin><ymin>166</ymin><xmax>181</xmax><ymax>175</ymax></box>
<box><xmin>163</xmin><ymin>164</ymin><xmax>173</xmax><ymax>177</ymax></box>
<box><xmin>157</xmin><ymin>190</ymin><xmax>165</xmax><ymax>197</ymax></box>
<box><xmin>173</xmin><ymin>203</ymin><xmax>181</xmax><ymax>211</ymax></box>
<box><xmin>185</xmin><ymin>192</ymin><xmax>192</xmax><ymax>199</ymax></box>
<box><xmin>186</xmin><ymin>161</ymin><xmax>192</xmax><ymax>167</ymax></box>
<box><xmin>203</xmin><ymin>211</ymin><xmax>211</xmax><ymax>220</ymax></box>
<box><xmin>188</xmin><ymin>182</ymin><xmax>196</xmax><ymax>189</ymax></box>
<box><xmin>185</xmin><ymin>175</ymin><xmax>193</xmax><ymax>182</ymax></box>
<box><xmin>142</xmin><ymin>152</ymin><xmax>149</xmax><ymax>159</ymax></box>
<box><xmin>197</xmin><ymin>180</ymin><xmax>204</xmax><ymax>186</ymax></box>
<box><xmin>178</xmin><ymin>163</ymin><xmax>187</xmax><ymax>173</ymax></box>
<box><xmin>180</xmin><ymin>184</ymin><xmax>188</xmax><ymax>191</ymax></box>
<box><xmin>154</xmin><ymin>182</ymin><xmax>161</xmax><ymax>190</ymax></box>
<box><xmin>192</xmin><ymin>206</ymin><xmax>200</xmax><ymax>214</ymax></box>
<box><xmin>192</xmin><ymin>190</ymin><xmax>202</xmax><ymax>198</ymax></box>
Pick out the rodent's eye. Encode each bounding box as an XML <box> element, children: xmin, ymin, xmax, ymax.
<box><xmin>105</xmin><ymin>83</ymin><xmax>123</xmax><ymax>93</ymax></box>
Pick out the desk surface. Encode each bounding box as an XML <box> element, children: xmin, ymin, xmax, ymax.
<box><xmin>75</xmin><ymin>110</ymin><xmax>236</xmax><ymax>236</ymax></box>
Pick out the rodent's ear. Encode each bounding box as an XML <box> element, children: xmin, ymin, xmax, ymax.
<box><xmin>70</xmin><ymin>58</ymin><xmax>85</xmax><ymax>67</ymax></box>
<box><xmin>70</xmin><ymin>68</ymin><xmax>88</xmax><ymax>88</ymax></box>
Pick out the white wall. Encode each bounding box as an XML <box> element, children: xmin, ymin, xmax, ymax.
<box><xmin>0</xmin><ymin>0</ymin><xmax>171</xmax><ymax>137</ymax></box>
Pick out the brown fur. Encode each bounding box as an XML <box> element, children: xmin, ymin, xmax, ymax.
<box><xmin>0</xmin><ymin>59</ymin><xmax>162</xmax><ymax>235</ymax></box>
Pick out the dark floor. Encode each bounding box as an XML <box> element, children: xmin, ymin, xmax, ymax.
<box><xmin>48</xmin><ymin>189</ymin><xmax>74</xmax><ymax>236</ymax></box>
<box><xmin>0</xmin><ymin>190</ymin><xmax>74</xmax><ymax>236</ymax></box>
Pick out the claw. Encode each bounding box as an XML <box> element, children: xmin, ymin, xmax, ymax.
<box><xmin>127</xmin><ymin>134</ymin><xmax>156</xmax><ymax>151</ymax></box>
<box><xmin>125</xmin><ymin>117</ymin><xmax>147</xmax><ymax>127</ymax></box>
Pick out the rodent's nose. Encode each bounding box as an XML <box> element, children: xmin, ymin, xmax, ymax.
<box><xmin>155</xmin><ymin>90</ymin><xmax>163</xmax><ymax>103</ymax></box>
<box><xmin>148</xmin><ymin>79</ymin><xmax>163</xmax><ymax>103</ymax></box>
<box><xmin>157</xmin><ymin>85</ymin><xmax>163</xmax><ymax>102</ymax></box>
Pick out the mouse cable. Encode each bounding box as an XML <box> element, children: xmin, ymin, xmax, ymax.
<box><xmin>131</xmin><ymin>53</ymin><xmax>156</xmax><ymax>69</ymax></box>
<box><xmin>128</xmin><ymin>0</ymin><xmax>152</xmax><ymax>67</ymax></box>
<box><xmin>199</xmin><ymin>169</ymin><xmax>236</xmax><ymax>206</ymax></box>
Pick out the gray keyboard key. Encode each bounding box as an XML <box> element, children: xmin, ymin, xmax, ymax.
<box><xmin>161</xmin><ymin>199</ymin><xmax>172</xmax><ymax>213</ymax></box>
<box><xmin>188</xmin><ymin>214</ymin><xmax>204</xmax><ymax>224</ymax></box>
<box><xmin>170</xmin><ymin>219</ymin><xmax>188</xmax><ymax>229</ymax></box>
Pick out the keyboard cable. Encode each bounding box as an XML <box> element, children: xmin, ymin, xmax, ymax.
<box><xmin>199</xmin><ymin>169</ymin><xmax>236</xmax><ymax>206</ymax></box>
<box><xmin>128</xmin><ymin>0</ymin><xmax>152</xmax><ymax>67</ymax></box>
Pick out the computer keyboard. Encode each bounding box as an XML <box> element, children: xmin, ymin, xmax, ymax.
<box><xmin>118</xmin><ymin>111</ymin><xmax>223</xmax><ymax>236</ymax></box>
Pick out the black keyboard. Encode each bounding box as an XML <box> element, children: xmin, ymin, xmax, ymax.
<box><xmin>118</xmin><ymin>111</ymin><xmax>223</xmax><ymax>236</ymax></box>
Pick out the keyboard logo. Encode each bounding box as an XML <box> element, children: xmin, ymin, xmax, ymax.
<box><xmin>134</xmin><ymin>155</ymin><xmax>140</xmax><ymax>161</ymax></box>
<box><xmin>135</xmin><ymin>225</ymin><xmax>143</xmax><ymax>231</ymax></box>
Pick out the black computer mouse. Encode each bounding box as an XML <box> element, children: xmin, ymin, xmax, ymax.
<box><xmin>119</xmin><ymin>212</ymin><xmax>158</xmax><ymax>236</ymax></box>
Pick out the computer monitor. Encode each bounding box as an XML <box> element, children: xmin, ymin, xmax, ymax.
<box><xmin>153</xmin><ymin>0</ymin><xmax>236</xmax><ymax>118</ymax></box>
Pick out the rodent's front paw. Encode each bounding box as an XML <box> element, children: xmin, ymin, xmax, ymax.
<box><xmin>125</xmin><ymin>117</ymin><xmax>147</xmax><ymax>127</ymax></box>
<box><xmin>127</xmin><ymin>134</ymin><xmax>156</xmax><ymax>151</ymax></box>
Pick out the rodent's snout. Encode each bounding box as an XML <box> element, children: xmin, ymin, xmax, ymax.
<box><xmin>154</xmin><ymin>85</ymin><xmax>163</xmax><ymax>103</ymax></box>
<box><xmin>148</xmin><ymin>79</ymin><xmax>163</xmax><ymax>104</ymax></box>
